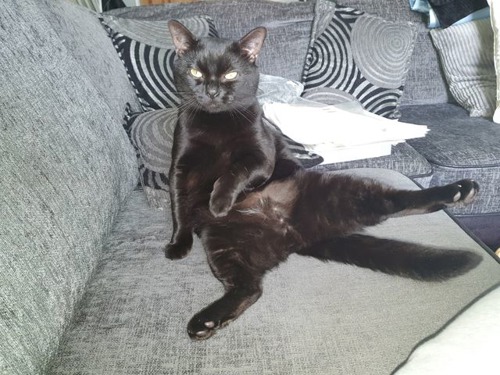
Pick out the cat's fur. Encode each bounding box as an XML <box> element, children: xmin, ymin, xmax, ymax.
<box><xmin>166</xmin><ymin>20</ymin><xmax>482</xmax><ymax>340</ymax></box>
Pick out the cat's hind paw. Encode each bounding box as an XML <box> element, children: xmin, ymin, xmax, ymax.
<box><xmin>187</xmin><ymin>314</ymin><xmax>225</xmax><ymax>340</ymax></box>
<box><xmin>448</xmin><ymin>179</ymin><xmax>479</xmax><ymax>205</ymax></box>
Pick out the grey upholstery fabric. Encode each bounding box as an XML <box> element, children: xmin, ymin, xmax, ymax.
<box><xmin>0</xmin><ymin>1</ymin><xmax>138</xmax><ymax>374</ymax></box>
<box><xmin>48</xmin><ymin>169</ymin><xmax>500</xmax><ymax>375</ymax></box>
<box><xmin>315</xmin><ymin>142</ymin><xmax>432</xmax><ymax>178</ymax></box>
<box><xmin>105</xmin><ymin>0</ymin><xmax>315</xmax><ymax>83</ymax></box>
<box><xmin>37</xmin><ymin>0</ymin><xmax>141</xmax><ymax>115</ymax></box>
<box><xmin>401</xmin><ymin>103</ymin><xmax>500</xmax><ymax>215</ymax></box>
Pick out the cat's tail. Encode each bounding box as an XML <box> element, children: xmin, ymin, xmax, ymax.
<box><xmin>296</xmin><ymin>234</ymin><xmax>483</xmax><ymax>281</ymax></box>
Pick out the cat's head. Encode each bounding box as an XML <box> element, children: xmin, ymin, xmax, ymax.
<box><xmin>168</xmin><ymin>20</ymin><xmax>266</xmax><ymax>113</ymax></box>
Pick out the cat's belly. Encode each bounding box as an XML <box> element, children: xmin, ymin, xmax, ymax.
<box><xmin>231</xmin><ymin>177</ymin><xmax>299</xmax><ymax>230</ymax></box>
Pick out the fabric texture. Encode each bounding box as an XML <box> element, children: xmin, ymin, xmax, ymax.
<box><xmin>302</xmin><ymin>0</ymin><xmax>417</xmax><ymax>119</ymax></box>
<box><xmin>39</xmin><ymin>0</ymin><xmax>141</xmax><ymax>116</ymax></box>
<box><xmin>395</xmin><ymin>284</ymin><xmax>500</xmax><ymax>374</ymax></box>
<box><xmin>401</xmin><ymin>103</ymin><xmax>500</xmax><ymax>215</ymax></box>
<box><xmin>490</xmin><ymin>0</ymin><xmax>500</xmax><ymax>123</ymax></box>
<box><xmin>314</xmin><ymin>142</ymin><xmax>432</xmax><ymax>178</ymax></box>
<box><xmin>428</xmin><ymin>0</ymin><xmax>489</xmax><ymax>28</ymax></box>
<box><xmin>48</xmin><ymin>169</ymin><xmax>500</xmax><ymax>375</ymax></box>
<box><xmin>430</xmin><ymin>19</ymin><xmax>496</xmax><ymax>117</ymax></box>
<box><xmin>104</xmin><ymin>0</ymin><xmax>315</xmax><ymax>83</ymax></box>
<box><xmin>100</xmin><ymin>15</ymin><xmax>218</xmax><ymax>111</ymax></box>
<box><xmin>0</xmin><ymin>1</ymin><xmax>138</xmax><ymax>374</ymax></box>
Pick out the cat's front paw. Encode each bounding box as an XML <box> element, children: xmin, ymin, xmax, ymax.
<box><xmin>165</xmin><ymin>241</ymin><xmax>191</xmax><ymax>260</ymax></box>
<box><xmin>209</xmin><ymin>194</ymin><xmax>234</xmax><ymax>217</ymax></box>
<box><xmin>209</xmin><ymin>177</ymin><xmax>236</xmax><ymax>217</ymax></box>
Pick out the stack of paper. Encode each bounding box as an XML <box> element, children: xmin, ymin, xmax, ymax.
<box><xmin>262</xmin><ymin>102</ymin><xmax>429</xmax><ymax>164</ymax></box>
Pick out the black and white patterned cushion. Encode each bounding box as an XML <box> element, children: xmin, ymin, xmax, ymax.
<box><xmin>101</xmin><ymin>15</ymin><xmax>218</xmax><ymax>111</ymax></box>
<box><xmin>302</xmin><ymin>0</ymin><xmax>417</xmax><ymax>119</ymax></box>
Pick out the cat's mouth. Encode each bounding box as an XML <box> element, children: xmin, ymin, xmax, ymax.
<box><xmin>198</xmin><ymin>97</ymin><xmax>233</xmax><ymax>113</ymax></box>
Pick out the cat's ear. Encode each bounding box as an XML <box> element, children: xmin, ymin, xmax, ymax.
<box><xmin>168</xmin><ymin>20</ymin><xmax>197</xmax><ymax>56</ymax></box>
<box><xmin>238</xmin><ymin>27</ymin><xmax>267</xmax><ymax>63</ymax></box>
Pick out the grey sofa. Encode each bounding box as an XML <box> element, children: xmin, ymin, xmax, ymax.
<box><xmin>1</xmin><ymin>0</ymin><xmax>499</xmax><ymax>374</ymax></box>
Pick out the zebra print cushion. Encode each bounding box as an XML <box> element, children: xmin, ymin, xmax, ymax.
<box><xmin>122</xmin><ymin>105</ymin><xmax>322</xmax><ymax>209</ymax></box>
<box><xmin>302</xmin><ymin>1</ymin><xmax>417</xmax><ymax>119</ymax></box>
<box><xmin>101</xmin><ymin>16</ymin><xmax>219</xmax><ymax>112</ymax></box>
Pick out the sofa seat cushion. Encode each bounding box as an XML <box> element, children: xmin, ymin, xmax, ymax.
<box><xmin>48</xmin><ymin>169</ymin><xmax>500</xmax><ymax>375</ymax></box>
<box><xmin>315</xmin><ymin>142</ymin><xmax>432</xmax><ymax>179</ymax></box>
<box><xmin>401</xmin><ymin>103</ymin><xmax>500</xmax><ymax>216</ymax></box>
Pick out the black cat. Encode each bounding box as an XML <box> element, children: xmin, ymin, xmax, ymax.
<box><xmin>165</xmin><ymin>20</ymin><xmax>482</xmax><ymax>340</ymax></box>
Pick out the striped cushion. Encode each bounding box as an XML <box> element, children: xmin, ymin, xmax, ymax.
<box><xmin>430</xmin><ymin>19</ymin><xmax>496</xmax><ymax>117</ymax></box>
<box><xmin>302</xmin><ymin>0</ymin><xmax>417</xmax><ymax>119</ymax></box>
<box><xmin>100</xmin><ymin>15</ymin><xmax>218</xmax><ymax>111</ymax></box>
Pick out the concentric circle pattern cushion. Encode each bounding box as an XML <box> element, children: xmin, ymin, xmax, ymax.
<box><xmin>100</xmin><ymin>15</ymin><xmax>218</xmax><ymax>111</ymax></box>
<box><xmin>302</xmin><ymin>0</ymin><xmax>417</xmax><ymax>119</ymax></box>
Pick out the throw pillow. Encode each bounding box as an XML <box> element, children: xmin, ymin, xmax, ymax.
<box><xmin>301</xmin><ymin>0</ymin><xmax>417</xmax><ymax>119</ymax></box>
<box><xmin>100</xmin><ymin>15</ymin><xmax>218</xmax><ymax>112</ymax></box>
<box><xmin>123</xmin><ymin>105</ymin><xmax>176</xmax><ymax>209</ymax></box>
<box><xmin>490</xmin><ymin>0</ymin><xmax>500</xmax><ymax>123</ymax></box>
<box><xmin>430</xmin><ymin>19</ymin><xmax>496</xmax><ymax>118</ymax></box>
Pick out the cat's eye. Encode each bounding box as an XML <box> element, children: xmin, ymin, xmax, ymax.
<box><xmin>224</xmin><ymin>71</ymin><xmax>238</xmax><ymax>80</ymax></box>
<box><xmin>189</xmin><ymin>68</ymin><xmax>203</xmax><ymax>78</ymax></box>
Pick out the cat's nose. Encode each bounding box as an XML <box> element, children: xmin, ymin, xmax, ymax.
<box><xmin>206</xmin><ymin>86</ymin><xmax>220</xmax><ymax>99</ymax></box>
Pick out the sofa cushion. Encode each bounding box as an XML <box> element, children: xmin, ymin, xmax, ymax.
<box><xmin>401</xmin><ymin>103</ymin><xmax>500</xmax><ymax>215</ymax></box>
<box><xmin>103</xmin><ymin>0</ymin><xmax>315</xmax><ymax>83</ymax></box>
<box><xmin>38</xmin><ymin>0</ymin><xmax>141</xmax><ymax>116</ymax></box>
<box><xmin>430</xmin><ymin>19</ymin><xmax>496</xmax><ymax>118</ymax></box>
<box><xmin>100</xmin><ymin>15</ymin><xmax>218</xmax><ymax>111</ymax></box>
<box><xmin>314</xmin><ymin>142</ymin><xmax>433</xmax><ymax>179</ymax></box>
<box><xmin>302</xmin><ymin>0</ymin><xmax>417</xmax><ymax>119</ymax></box>
<box><xmin>48</xmin><ymin>169</ymin><xmax>500</xmax><ymax>375</ymax></box>
<box><xmin>0</xmin><ymin>1</ymin><xmax>139</xmax><ymax>374</ymax></box>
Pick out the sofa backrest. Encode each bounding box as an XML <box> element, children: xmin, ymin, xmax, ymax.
<box><xmin>106</xmin><ymin>0</ymin><xmax>316</xmax><ymax>84</ymax></box>
<box><xmin>0</xmin><ymin>1</ymin><xmax>139</xmax><ymax>373</ymax></box>
<box><xmin>107</xmin><ymin>0</ymin><xmax>452</xmax><ymax>106</ymax></box>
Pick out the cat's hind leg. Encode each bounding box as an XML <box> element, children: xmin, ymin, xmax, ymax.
<box><xmin>187</xmin><ymin>226</ymin><xmax>271</xmax><ymax>340</ymax></box>
<box><xmin>187</xmin><ymin>280</ymin><xmax>263</xmax><ymax>340</ymax></box>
